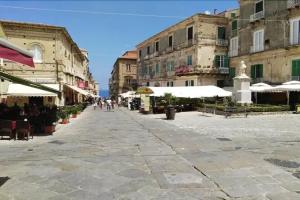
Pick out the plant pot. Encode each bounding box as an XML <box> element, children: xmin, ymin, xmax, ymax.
<box><xmin>72</xmin><ymin>114</ymin><xmax>77</xmax><ymax>118</ymax></box>
<box><xmin>166</xmin><ymin>106</ymin><xmax>176</xmax><ymax>120</ymax></box>
<box><xmin>45</xmin><ymin>125</ymin><xmax>56</xmax><ymax>134</ymax></box>
<box><xmin>61</xmin><ymin>118</ymin><xmax>69</xmax><ymax>124</ymax></box>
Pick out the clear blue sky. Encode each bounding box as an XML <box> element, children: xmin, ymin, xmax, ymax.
<box><xmin>0</xmin><ymin>0</ymin><xmax>238</xmax><ymax>90</ymax></box>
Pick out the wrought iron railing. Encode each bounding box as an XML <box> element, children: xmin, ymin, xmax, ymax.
<box><xmin>288</xmin><ymin>0</ymin><xmax>300</xmax><ymax>8</ymax></box>
<box><xmin>250</xmin><ymin>11</ymin><xmax>264</xmax><ymax>22</ymax></box>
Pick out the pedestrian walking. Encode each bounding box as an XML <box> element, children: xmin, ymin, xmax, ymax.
<box><xmin>106</xmin><ymin>99</ymin><xmax>112</xmax><ymax>111</ymax></box>
<box><xmin>99</xmin><ymin>99</ymin><xmax>103</xmax><ymax>110</ymax></box>
<box><xmin>93</xmin><ymin>101</ymin><xmax>97</xmax><ymax>110</ymax></box>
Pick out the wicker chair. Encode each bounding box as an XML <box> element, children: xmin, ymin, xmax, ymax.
<box><xmin>0</xmin><ymin>120</ymin><xmax>14</xmax><ymax>140</ymax></box>
<box><xmin>16</xmin><ymin>120</ymin><xmax>32</xmax><ymax>140</ymax></box>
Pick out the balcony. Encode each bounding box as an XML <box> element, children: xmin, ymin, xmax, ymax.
<box><xmin>144</xmin><ymin>55</ymin><xmax>150</xmax><ymax>60</ymax></box>
<box><xmin>292</xmin><ymin>76</ymin><xmax>300</xmax><ymax>81</ymax></box>
<box><xmin>174</xmin><ymin>37</ymin><xmax>197</xmax><ymax>50</ymax></box>
<box><xmin>250</xmin><ymin>45</ymin><xmax>264</xmax><ymax>53</ymax></box>
<box><xmin>288</xmin><ymin>0</ymin><xmax>300</xmax><ymax>9</ymax></box>
<box><xmin>216</xmin><ymin>39</ymin><xmax>229</xmax><ymax>46</ymax></box>
<box><xmin>250</xmin><ymin>11</ymin><xmax>264</xmax><ymax>22</ymax></box>
<box><xmin>228</xmin><ymin>49</ymin><xmax>238</xmax><ymax>57</ymax></box>
<box><xmin>166</xmin><ymin>46</ymin><xmax>174</xmax><ymax>53</ymax></box>
<box><xmin>153</xmin><ymin>51</ymin><xmax>159</xmax><ymax>57</ymax></box>
<box><xmin>217</xmin><ymin>67</ymin><xmax>229</xmax><ymax>74</ymax></box>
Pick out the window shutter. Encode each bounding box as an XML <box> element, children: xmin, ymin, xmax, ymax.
<box><xmin>224</xmin><ymin>56</ymin><xmax>229</xmax><ymax>68</ymax></box>
<box><xmin>185</xmin><ymin>80</ymin><xmax>188</xmax><ymax>86</ymax></box>
<box><xmin>218</xmin><ymin>27</ymin><xmax>226</xmax><ymax>39</ymax></box>
<box><xmin>292</xmin><ymin>60</ymin><xmax>297</xmax><ymax>76</ymax></box>
<box><xmin>232</xmin><ymin>20</ymin><xmax>237</xmax><ymax>31</ymax></box>
<box><xmin>214</xmin><ymin>55</ymin><xmax>220</xmax><ymax>67</ymax></box>
<box><xmin>259</xmin><ymin>64</ymin><xmax>263</xmax><ymax>78</ymax></box>
<box><xmin>191</xmin><ymin>80</ymin><xmax>194</xmax><ymax>86</ymax></box>
<box><xmin>229</xmin><ymin>67</ymin><xmax>236</xmax><ymax>78</ymax></box>
<box><xmin>251</xmin><ymin>65</ymin><xmax>256</xmax><ymax>78</ymax></box>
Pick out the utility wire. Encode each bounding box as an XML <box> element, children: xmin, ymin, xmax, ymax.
<box><xmin>0</xmin><ymin>5</ymin><xmax>187</xmax><ymax>19</ymax></box>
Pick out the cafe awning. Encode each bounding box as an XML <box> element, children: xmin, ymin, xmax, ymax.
<box><xmin>7</xmin><ymin>83</ymin><xmax>59</xmax><ymax>97</ymax></box>
<box><xmin>0</xmin><ymin>38</ymin><xmax>34</xmax><ymax>68</ymax></box>
<box><xmin>0</xmin><ymin>71</ymin><xmax>60</xmax><ymax>95</ymax></box>
<box><xmin>65</xmin><ymin>84</ymin><xmax>90</xmax><ymax>96</ymax></box>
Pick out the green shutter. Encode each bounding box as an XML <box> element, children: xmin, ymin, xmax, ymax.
<box><xmin>232</xmin><ymin>20</ymin><xmax>237</xmax><ymax>31</ymax></box>
<box><xmin>214</xmin><ymin>55</ymin><xmax>220</xmax><ymax>67</ymax></box>
<box><xmin>218</xmin><ymin>27</ymin><xmax>226</xmax><ymax>39</ymax></box>
<box><xmin>294</xmin><ymin>60</ymin><xmax>300</xmax><ymax>76</ymax></box>
<box><xmin>224</xmin><ymin>56</ymin><xmax>229</xmax><ymax>68</ymax></box>
<box><xmin>229</xmin><ymin>68</ymin><xmax>236</xmax><ymax>78</ymax></box>
<box><xmin>259</xmin><ymin>64</ymin><xmax>263</xmax><ymax>78</ymax></box>
<box><xmin>251</xmin><ymin>65</ymin><xmax>256</xmax><ymax>78</ymax></box>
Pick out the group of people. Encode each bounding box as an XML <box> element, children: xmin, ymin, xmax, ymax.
<box><xmin>0</xmin><ymin>102</ymin><xmax>57</xmax><ymax>133</ymax></box>
<box><xmin>93</xmin><ymin>98</ymin><xmax>117</xmax><ymax>111</ymax></box>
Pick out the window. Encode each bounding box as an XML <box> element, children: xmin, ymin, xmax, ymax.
<box><xmin>167</xmin><ymin>61</ymin><xmax>175</xmax><ymax>72</ymax></box>
<box><xmin>290</xmin><ymin>18</ymin><xmax>300</xmax><ymax>45</ymax></box>
<box><xmin>139</xmin><ymin>50</ymin><xmax>142</xmax><ymax>57</ymax></box>
<box><xmin>147</xmin><ymin>46</ymin><xmax>150</xmax><ymax>55</ymax></box>
<box><xmin>126</xmin><ymin>64</ymin><xmax>131</xmax><ymax>72</ymax></box>
<box><xmin>30</xmin><ymin>44</ymin><xmax>43</xmax><ymax>63</ymax></box>
<box><xmin>253</xmin><ymin>29</ymin><xmax>264</xmax><ymax>52</ymax></box>
<box><xmin>231</xmin><ymin>13</ymin><xmax>236</xmax><ymax>18</ymax></box>
<box><xmin>167</xmin><ymin>81</ymin><xmax>174</xmax><ymax>87</ymax></box>
<box><xmin>168</xmin><ymin>35</ymin><xmax>173</xmax><ymax>47</ymax></box>
<box><xmin>215</xmin><ymin>55</ymin><xmax>229</xmax><ymax>68</ymax></box>
<box><xmin>155</xmin><ymin>63</ymin><xmax>160</xmax><ymax>75</ymax></box>
<box><xmin>187</xmin><ymin>26</ymin><xmax>193</xmax><ymax>40</ymax></box>
<box><xmin>251</xmin><ymin>64</ymin><xmax>263</xmax><ymax>78</ymax></box>
<box><xmin>185</xmin><ymin>80</ymin><xmax>194</xmax><ymax>87</ymax></box>
<box><xmin>126</xmin><ymin>78</ymin><xmax>131</xmax><ymax>85</ymax></box>
<box><xmin>232</xmin><ymin>20</ymin><xmax>237</xmax><ymax>31</ymax></box>
<box><xmin>255</xmin><ymin>0</ymin><xmax>264</xmax><ymax>13</ymax></box>
<box><xmin>155</xmin><ymin>41</ymin><xmax>159</xmax><ymax>52</ymax></box>
<box><xmin>230</xmin><ymin>37</ymin><xmax>238</xmax><ymax>56</ymax></box>
<box><xmin>218</xmin><ymin>27</ymin><xmax>226</xmax><ymax>40</ymax></box>
<box><xmin>292</xmin><ymin>59</ymin><xmax>300</xmax><ymax>77</ymax></box>
<box><xmin>187</xmin><ymin>55</ymin><xmax>193</xmax><ymax>66</ymax></box>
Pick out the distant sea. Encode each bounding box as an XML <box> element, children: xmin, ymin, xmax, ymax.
<box><xmin>99</xmin><ymin>89</ymin><xmax>109</xmax><ymax>98</ymax></box>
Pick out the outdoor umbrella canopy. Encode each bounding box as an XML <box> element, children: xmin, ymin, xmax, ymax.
<box><xmin>269</xmin><ymin>81</ymin><xmax>300</xmax><ymax>92</ymax></box>
<box><xmin>144</xmin><ymin>86</ymin><xmax>232</xmax><ymax>98</ymax></box>
<box><xmin>250</xmin><ymin>82</ymin><xmax>273</xmax><ymax>92</ymax></box>
<box><xmin>0</xmin><ymin>38</ymin><xmax>34</xmax><ymax>68</ymax></box>
<box><xmin>119</xmin><ymin>91</ymin><xmax>140</xmax><ymax>98</ymax></box>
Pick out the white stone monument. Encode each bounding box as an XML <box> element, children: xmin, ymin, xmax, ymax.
<box><xmin>233</xmin><ymin>61</ymin><xmax>252</xmax><ymax>104</ymax></box>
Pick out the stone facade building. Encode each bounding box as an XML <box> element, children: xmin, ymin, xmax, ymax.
<box><xmin>0</xmin><ymin>20</ymin><xmax>98</xmax><ymax>106</ymax></box>
<box><xmin>109</xmin><ymin>51</ymin><xmax>137</xmax><ymax>98</ymax></box>
<box><xmin>230</xmin><ymin>0</ymin><xmax>300</xmax><ymax>84</ymax></box>
<box><xmin>136</xmin><ymin>12</ymin><xmax>237</xmax><ymax>88</ymax></box>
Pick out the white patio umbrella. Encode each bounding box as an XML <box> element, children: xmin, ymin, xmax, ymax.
<box><xmin>250</xmin><ymin>83</ymin><xmax>274</xmax><ymax>104</ymax></box>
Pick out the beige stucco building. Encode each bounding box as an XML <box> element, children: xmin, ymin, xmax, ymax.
<box><xmin>230</xmin><ymin>0</ymin><xmax>300</xmax><ymax>85</ymax></box>
<box><xmin>109</xmin><ymin>51</ymin><xmax>137</xmax><ymax>99</ymax></box>
<box><xmin>136</xmin><ymin>12</ymin><xmax>237</xmax><ymax>88</ymax></box>
<box><xmin>0</xmin><ymin>20</ymin><xmax>98</xmax><ymax>106</ymax></box>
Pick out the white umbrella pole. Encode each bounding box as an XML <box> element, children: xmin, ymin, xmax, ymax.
<box><xmin>255</xmin><ymin>92</ymin><xmax>258</xmax><ymax>104</ymax></box>
<box><xmin>287</xmin><ymin>91</ymin><xmax>290</xmax><ymax>105</ymax></box>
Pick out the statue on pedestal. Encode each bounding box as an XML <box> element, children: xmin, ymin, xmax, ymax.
<box><xmin>238</xmin><ymin>61</ymin><xmax>247</xmax><ymax>77</ymax></box>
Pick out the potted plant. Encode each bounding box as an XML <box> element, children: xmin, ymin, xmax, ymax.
<box><xmin>44</xmin><ymin>110</ymin><xmax>57</xmax><ymax>135</ymax></box>
<box><xmin>59</xmin><ymin>110</ymin><xmax>69</xmax><ymax>124</ymax></box>
<box><xmin>71</xmin><ymin>107</ymin><xmax>78</xmax><ymax>118</ymax></box>
<box><xmin>164</xmin><ymin>93</ymin><xmax>176</xmax><ymax>120</ymax></box>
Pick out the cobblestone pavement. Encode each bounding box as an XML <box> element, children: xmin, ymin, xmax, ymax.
<box><xmin>0</xmin><ymin>107</ymin><xmax>299</xmax><ymax>200</ymax></box>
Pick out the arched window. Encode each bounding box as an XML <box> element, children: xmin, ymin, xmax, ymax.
<box><xmin>30</xmin><ymin>45</ymin><xmax>43</xmax><ymax>63</ymax></box>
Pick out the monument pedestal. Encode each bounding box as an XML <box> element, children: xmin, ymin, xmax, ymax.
<box><xmin>233</xmin><ymin>76</ymin><xmax>252</xmax><ymax>104</ymax></box>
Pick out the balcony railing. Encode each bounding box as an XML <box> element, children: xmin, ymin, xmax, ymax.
<box><xmin>166</xmin><ymin>46</ymin><xmax>174</xmax><ymax>53</ymax></box>
<box><xmin>216</xmin><ymin>39</ymin><xmax>229</xmax><ymax>46</ymax></box>
<box><xmin>228</xmin><ymin>49</ymin><xmax>238</xmax><ymax>57</ymax></box>
<box><xmin>250</xmin><ymin>45</ymin><xmax>264</xmax><ymax>53</ymax></box>
<box><xmin>288</xmin><ymin>0</ymin><xmax>300</xmax><ymax>8</ymax></box>
<box><xmin>292</xmin><ymin>76</ymin><xmax>300</xmax><ymax>81</ymax></box>
<box><xmin>232</xmin><ymin>29</ymin><xmax>238</xmax><ymax>37</ymax></box>
<box><xmin>250</xmin><ymin>11</ymin><xmax>264</xmax><ymax>22</ymax></box>
<box><xmin>217</xmin><ymin>67</ymin><xmax>229</xmax><ymax>74</ymax></box>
